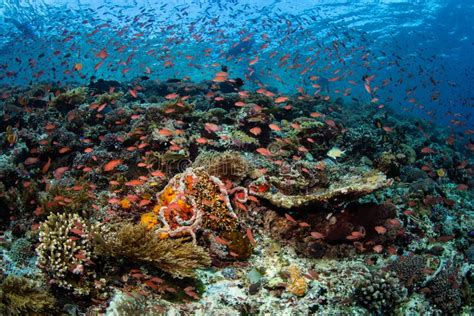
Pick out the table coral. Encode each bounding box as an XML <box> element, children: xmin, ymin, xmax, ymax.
<box><xmin>250</xmin><ymin>168</ymin><xmax>392</xmax><ymax>209</ymax></box>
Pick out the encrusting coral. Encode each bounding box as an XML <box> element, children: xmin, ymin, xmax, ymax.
<box><xmin>92</xmin><ymin>223</ymin><xmax>211</xmax><ymax>279</ymax></box>
<box><xmin>36</xmin><ymin>212</ymin><xmax>97</xmax><ymax>295</ymax></box>
<box><xmin>0</xmin><ymin>275</ymin><xmax>56</xmax><ymax>315</ymax></box>
<box><xmin>286</xmin><ymin>265</ymin><xmax>307</xmax><ymax>297</ymax></box>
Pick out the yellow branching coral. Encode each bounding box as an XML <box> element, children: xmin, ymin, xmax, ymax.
<box><xmin>93</xmin><ymin>223</ymin><xmax>211</xmax><ymax>279</ymax></box>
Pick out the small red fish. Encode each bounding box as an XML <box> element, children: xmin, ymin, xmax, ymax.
<box><xmin>268</xmin><ymin>123</ymin><xmax>281</xmax><ymax>131</ymax></box>
<box><xmin>420</xmin><ymin>147</ymin><xmax>436</xmax><ymax>154</ymax></box>
<box><xmin>129</xmin><ymin>89</ymin><xmax>138</xmax><ymax>98</ymax></box>
<box><xmin>256</xmin><ymin>148</ymin><xmax>272</xmax><ymax>156</ymax></box>
<box><xmin>284</xmin><ymin>213</ymin><xmax>297</xmax><ymax>223</ymax></box>
<box><xmin>103</xmin><ymin>159</ymin><xmax>122</xmax><ymax>172</ymax></box>
<box><xmin>310</xmin><ymin>232</ymin><xmax>325</xmax><ymax>239</ymax></box>
<box><xmin>274</xmin><ymin>96</ymin><xmax>289</xmax><ymax>104</ymax></box>
<box><xmin>249</xmin><ymin>127</ymin><xmax>262</xmax><ymax>136</ymax></box>
<box><xmin>204</xmin><ymin>123</ymin><xmax>220</xmax><ymax>133</ymax></box>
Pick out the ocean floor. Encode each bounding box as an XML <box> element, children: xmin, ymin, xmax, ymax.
<box><xmin>0</xmin><ymin>77</ymin><xmax>473</xmax><ymax>315</ymax></box>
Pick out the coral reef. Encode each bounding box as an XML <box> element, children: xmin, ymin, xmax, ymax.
<box><xmin>141</xmin><ymin>167</ymin><xmax>248</xmax><ymax>240</ymax></box>
<box><xmin>388</xmin><ymin>255</ymin><xmax>427</xmax><ymax>289</ymax></box>
<box><xmin>0</xmin><ymin>77</ymin><xmax>472</xmax><ymax>314</ymax></box>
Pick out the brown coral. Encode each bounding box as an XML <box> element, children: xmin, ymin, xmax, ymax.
<box><xmin>193</xmin><ymin>150</ymin><xmax>251</xmax><ymax>182</ymax></box>
<box><xmin>0</xmin><ymin>275</ymin><xmax>56</xmax><ymax>315</ymax></box>
<box><xmin>93</xmin><ymin>223</ymin><xmax>211</xmax><ymax>279</ymax></box>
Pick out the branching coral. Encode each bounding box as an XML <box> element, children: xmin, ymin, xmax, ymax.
<box><xmin>0</xmin><ymin>275</ymin><xmax>56</xmax><ymax>315</ymax></box>
<box><xmin>92</xmin><ymin>223</ymin><xmax>211</xmax><ymax>279</ymax></box>
<box><xmin>36</xmin><ymin>213</ymin><xmax>97</xmax><ymax>295</ymax></box>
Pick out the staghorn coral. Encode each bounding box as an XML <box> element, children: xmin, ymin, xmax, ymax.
<box><xmin>0</xmin><ymin>275</ymin><xmax>56</xmax><ymax>315</ymax></box>
<box><xmin>354</xmin><ymin>270</ymin><xmax>406</xmax><ymax>314</ymax></box>
<box><xmin>93</xmin><ymin>223</ymin><xmax>211</xmax><ymax>279</ymax></box>
<box><xmin>250</xmin><ymin>168</ymin><xmax>392</xmax><ymax>209</ymax></box>
<box><xmin>36</xmin><ymin>213</ymin><xmax>97</xmax><ymax>295</ymax></box>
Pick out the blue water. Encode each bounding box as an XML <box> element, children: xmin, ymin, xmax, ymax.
<box><xmin>0</xmin><ymin>0</ymin><xmax>473</xmax><ymax>129</ymax></box>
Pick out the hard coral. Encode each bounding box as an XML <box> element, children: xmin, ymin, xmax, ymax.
<box><xmin>251</xmin><ymin>168</ymin><xmax>392</xmax><ymax>209</ymax></box>
<box><xmin>354</xmin><ymin>270</ymin><xmax>406</xmax><ymax>313</ymax></box>
<box><xmin>193</xmin><ymin>150</ymin><xmax>251</xmax><ymax>182</ymax></box>
<box><xmin>424</xmin><ymin>264</ymin><xmax>463</xmax><ymax>314</ymax></box>
<box><xmin>388</xmin><ymin>255</ymin><xmax>427</xmax><ymax>289</ymax></box>
<box><xmin>93</xmin><ymin>223</ymin><xmax>211</xmax><ymax>279</ymax></box>
<box><xmin>50</xmin><ymin>87</ymin><xmax>86</xmax><ymax>112</ymax></box>
<box><xmin>36</xmin><ymin>213</ymin><xmax>97</xmax><ymax>295</ymax></box>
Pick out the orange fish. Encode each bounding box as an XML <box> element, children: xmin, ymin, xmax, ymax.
<box><xmin>249</xmin><ymin>56</ymin><xmax>259</xmax><ymax>66</ymax></box>
<box><xmin>42</xmin><ymin>157</ymin><xmax>51</xmax><ymax>174</ymax></box>
<box><xmin>125</xmin><ymin>179</ymin><xmax>144</xmax><ymax>186</ymax></box>
<box><xmin>310</xmin><ymin>112</ymin><xmax>323</xmax><ymax>118</ymax></box>
<box><xmin>103</xmin><ymin>159</ymin><xmax>122</xmax><ymax>172</ymax></box>
<box><xmin>420</xmin><ymin>147</ymin><xmax>436</xmax><ymax>154</ymax></box>
<box><xmin>204</xmin><ymin>123</ymin><xmax>220</xmax><ymax>133</ymax></box>
<box><xmin>249</xmin><ymin>127</ymin><xmax>262</xmax><ymax>136</ymax></box>
<box><xmin>310</xmin><ymin>232</ymin><xmax>325</xmax><ymax>239</ymax></box>
<box><xmin>268</xmin><ymin>123</ymin><xmax>281</xmax><ymax>131</ymax></box>
<box><xmin>374</xmin><ymin>226</ymin><xmax>387</xmax><ymax>235</ymax></box>
<box><xmin>196</xmin><ymin>137</ymin><xmax>208</xmax><ymax>144</ymax></box>
<box><xmin>59</xmin><ymin>147</ymin><xmax>71</xmax><ymax>154</ymax></box>
<box><xmin>96</xmin><ymin>49</ymin><xmax>108</xmax><ymax>59</ymax></box>
<box><xmin>158</xmin><ymin>129</ymin><xmax>173</xmax><ymax>136</ymax></box>
<box><xmin>256</xmin><ymin>148</ymin><xmax>272</xmax><ymax>156</ymax></box>
<box><xmin>165</xmin><ymin>93</ymin><xmax>179</xmax><ymax>100</ymax></box>
<box><xmin>151</xmin><ymin>170</ymin><xmax>165</xmax><ymax>177</ymax></box>
<box><xmin>274</xmin><ymin>96</ymin><xmax>288</xmax><ymax>104</ymax></box>
<box><xmin>74</xmin><ymin>63</ymin><xmax>83</xmax><ymax>71</ymax></box>
<box><xmin>129</xmin><ymin>89</ymin><xmax>138</xmax><ymax>98</ymax></box>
